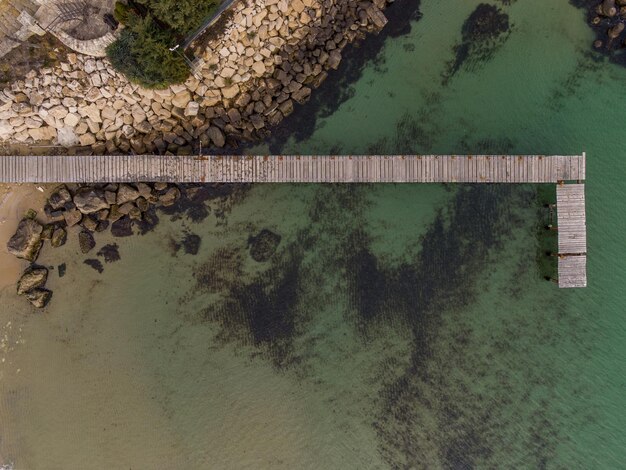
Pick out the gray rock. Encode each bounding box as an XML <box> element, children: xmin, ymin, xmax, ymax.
<box><xmin>105</xmin><ymin>190</ymin><xmax>117</xmax><ymax>205</ymax></box>
<box><xmin>118</xmin><ymin>202</ymin><xmax>135</xmax><ymax>215</ymax></box>
<box><xmin>116</xmin><ymin>184</ymin><xmax>140</xmax><ymax>205</ymax></box>
<box><xmin>136</xmin><ymin>197</ymin><xmax>150</xmax><ymax>212</ymax></box>
<box><xmin>17</xmin><ymin>267</ymin><xmax>48</xmax><ymax>295</ymax></box>
<box><xmin>79</xmin><ymin>231</ymin><xmax>96</xmax><ymax>254</ymax></box>
<box><xmin>7</xmin><ymin>219</ymin><xmax>43</xmax><ymax>262</ymax></box>
<box><xmin>63</xmin><ymin>208</ymin><xmax>82</xmax><ymax>227</ymax></box>
<box><xmin>74</xmin><ymin>187</ymin><xmax>109</xmax><ymax>214</ymax></box>
<box><xmin>136</xmin><ymin>183</ymin><xmax>153</xmax><ymax>199</ymax></box>
<box><xmin>207</xmin><ymin>126</ymin><xmax>225</xmax><ymax>147</ymax></box>
<box><xmin>48</xmin><ymin>186</ymin><xmax>72</xmax><ymax>210</ymax></box>
<box><xmin>159</xmin><ymin>187</ymin><xmax>181</xmax><ymax>207</ymax></box>
<box><xmin>51</xmin><ymin>227</ymin><xmax>67</xmax><ymax>248</ymax></box>
<box><xmin>25</xmin><ymin>289</ymin><xmax>52</xmax><ymax>308</ymax></box>
<box><xmin>82</xmin><ymin>216</ymin><xmax>99</xmax><ymax>232</ymax></box>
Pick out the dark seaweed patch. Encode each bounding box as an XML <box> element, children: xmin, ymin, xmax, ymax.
<box><xmin>182</xmin><ymin>232</ymin><xmax>201</xmax><ymax>255</ymax></box>
<box><xmin>111</xmin><ymin>217</ymin><xmax>134</xmax><ymax>237</ymax></box>
<box><xmin>443</xmin><ymin>4</ymin><xmax>511</xmax><ymax>84</ymax></box>
<box><xmin>180</xmin><ymin>181</ymin><xmax>586</xmax><ymax>467</ymax></box>
<box><xmin>248</xmin><ymin>229</ymin><xmax>281</xmax><ymax>262</ymax></box>
<box><xmin>97</xmin><ymin>244</ymin><xmax>121</xmax><ymax>263</ymax></box>
<box><xmin>136</xmin><ymin>207</ymin><xmax>160</xmax><ymax>235</ymax></box>
<box><xmin>159</xmin><ymin>184</ymin><xmax>249</xmax><ymax>225</ymax></box>
<box><xmin>199</xmin><ymin>246</ymin><xmax>305</xmax><ymax>369</ymax></box>
<box><xmin>84</xmin><ymin>259</ymin><xmax>104</xmax><ymax>273</ymax></box>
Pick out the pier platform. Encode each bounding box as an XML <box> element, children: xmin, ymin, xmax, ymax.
<box><xmin>556</xmin><ymin>184</ymin><xmax>587</xmax><ymax>288</ymax></box>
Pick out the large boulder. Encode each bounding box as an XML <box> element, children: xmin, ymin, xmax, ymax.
<box><xmin>74</xmin><ymin>187</ymin><xmax>109</xmax><ymax>214</ymax></box>
<box><xmin>7</xmin><ymin>218</ymin><xmax>43</xmax><ymax>262</ymax></box>
<box><xmin>48</xmin><ymin>186</ymin><xmax>72</xmax><ymax>210</ymax></box>
<box><xmin>248</xmin><ymin>229</ymin><xmax>281</xmax><ymax>262</ymax></box>
<box><xmin>25</xmin><ymin>289</ymin><xmax>52</xmax><ymax>308</ymax></box>
<box><xmin>116</xmin><ymin>184</ymin><xmax>140</xmax><ymax>205</ymax></box>
<box><xmin>17</xmin><ymin>266</ymin><xmax>48</xmax><ymax>295</ymax></box>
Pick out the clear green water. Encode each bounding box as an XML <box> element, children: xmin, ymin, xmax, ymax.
<box><xmin>1</xmin><ymin>0</ymin><xmax>626</xmax><ymax>468</ymax></box>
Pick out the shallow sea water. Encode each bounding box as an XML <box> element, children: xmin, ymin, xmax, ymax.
<box><xmin>1</xmin><ymin>0</ymin><xmax>626</xmax><ymax>468</ymax></box>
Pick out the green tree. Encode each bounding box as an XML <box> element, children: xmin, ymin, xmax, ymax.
<box><xmin>106</xmin><ymin>15</ymin><xmax>189</xmax><ymax>89</ymax></box>
<box><xmin>136</xmin><ymin>0</ymin><xmax>219</xmax><ymax>36</ymax></box>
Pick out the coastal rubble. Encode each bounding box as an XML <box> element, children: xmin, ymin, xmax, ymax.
<box><xmin>6</xmin><ymin>218</ymin><xmax>43</xmax><ymax>262</ymax></box>
<box><xmin>0</xmin><ymin>0</ymin><xmax>391</xmax><ymax>153</ymax></box>
<box><xmin>16</xmin><ymin>266</ymin><xmax>48</xmax><ymax>296</ymax></box>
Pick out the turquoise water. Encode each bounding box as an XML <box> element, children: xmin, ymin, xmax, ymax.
<box><xmin>1</xmin><ymin>0</ymin><xmax>626</xmax><ymax>468</ymax></box>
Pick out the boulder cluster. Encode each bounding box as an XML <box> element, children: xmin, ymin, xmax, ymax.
<box><xmin>589</xmin><ymin>0</ymin><xmax>626</xmax><ymax>52</ymax></box>
<box><xmin>7</xmin><ymin>182</ymin><xmax>182</xmax><ymax>308</ymax></box>
<box><xmin>0</xmin><ymin>0</ymin><xmax>390</xmax><ymax>153</ymax></box>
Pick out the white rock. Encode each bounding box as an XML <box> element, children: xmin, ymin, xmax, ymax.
<box><xmin>64</xmin><ymin>113</ymin><xmax>80</xmax><ymax>127</ymax></box>
<box><xmin>184</xmin><ymin>101</ymin><xmax>200</xmax><ymax>117</ymax></box>
<box><xmin>56</xmin><ymin>127</ymin><xmax>79</xmax><ymax>147</ymax></box>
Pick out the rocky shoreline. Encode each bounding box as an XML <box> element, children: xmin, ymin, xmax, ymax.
<box><xmin>575</xmin><ymin>0</ymin><xmax>626</xmax><ymax>64</ymax></box>
<box><xmin>6</xmin><ymin>181</ymin><xmax>182</xmax><ymax>307</ymax></box>
<box><xmin>0</xmin><ymin>0</ymin><xmax>391</xmax><ymax>154</ymax></box>
<box><xmin>5</xmin><ymin>181</ymin><xmax>281</xmax><ymax>308</ymax></box>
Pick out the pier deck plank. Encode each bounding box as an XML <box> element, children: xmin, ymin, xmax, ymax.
<box><xmin>0</xmin><ymin>154</ymin><xmax>584</xmax><ymax>184</ymax></box>
<box><xmin>556</xmin><ymin>184</ymin><xmax>587</xmax><ymax>288</ymax></box>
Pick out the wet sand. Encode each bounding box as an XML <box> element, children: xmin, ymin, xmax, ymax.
<box><xmin>0</xmin><ymin>184</ymin><xmax>54</xmax><ymax>289</ymax></box>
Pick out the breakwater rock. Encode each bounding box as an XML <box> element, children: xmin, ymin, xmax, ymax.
<box><xmin>575</xmin><ymin>0</ymin><xmax>626</xmax><ymax>64</ymax></box>
<box><xmin>0</xmin><ymin>0</ymin><xmax>391</xmax><ymax>153</ymax></box>
<box><xmin>6</xmin><ymin>182</ymin><xmax>249</xmax><ymax>308</ymax></box>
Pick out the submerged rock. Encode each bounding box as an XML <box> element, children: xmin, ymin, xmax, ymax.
<box><xmin>111</xmin><ymin>216</ymin><xmax>134</xmax><ymax>237</ymax></box>
<box><xmin>17</xmin><ymin>266</ymin><xmax>48</xmax><ymax>295</ymax></box>
<box><xmin>25</xmin><ymin>288</ymin><xmax>52</xmax><ymax>308</ymax></box>
<box><xmin>7</xmin><ymin>218</ymin><xmax>43</xmax><ymax>262</ymax></box>
<box><xmin>78</xmin><ymin>230</ymin><xmax>96</xmax><ymax>254</ymax></box>
<box><xmin>97</xmin><ymin>243</ymin><xmax>121</xmax><ymax>263</ymax></box>
<box><xmin>182</xmin><ymin>233</ymin><xmax>201</xmax><ymax>255</ymax></box>
<box><xmin>248</xmin><ymin>229</ymin><xmax>282</xmax><ymax>262</ymax></box>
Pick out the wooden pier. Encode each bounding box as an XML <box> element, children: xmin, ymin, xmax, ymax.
<box><xmin>0</xmin><ymin>154</ymin><xmax>584</xmax><ymax>184</ymax></box>
<box><xmin>0</xmin><ymin>153</ymin><xmax>587</xmax><ymax>288</ymax></box>
<box><xmin>556</xmin><ymin>184</ymin><xmax>587</xmax><ymax>288</ymax></box>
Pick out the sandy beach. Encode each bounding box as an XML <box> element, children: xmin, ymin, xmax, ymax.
<box><xmin>0</xmin><ymin>184</ymin><xmax>54</xmax><ymax>289</ymax></box>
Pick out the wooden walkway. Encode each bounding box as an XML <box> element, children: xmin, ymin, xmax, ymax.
<box><xmin>0</xmin><ymin>154</ymin><xmax>585</xmax><ymax>184</ymax></box>
<box><xmin>0</xmin><ymin>153</ymin><xmax>587</xmax><ymax>288</ymax></box>
<box><xmin>556</xmin><ymin>184</ymin><xmax>587</xmax><ymax>288</ymax></box>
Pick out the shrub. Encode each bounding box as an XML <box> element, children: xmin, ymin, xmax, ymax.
<box><xmin>113</xmin><ymin>1</ymin><xmax>133</xmax><ymax>25</ymax></box>
<box><xmin>106</xmin><ymin>15</ymin><xmax>189</xmax><ymax>89</ymax></box>
<box><xmin>136</xmin><ymin>0</ymin><xmax>220</xmax><ymax>36</ymax></box>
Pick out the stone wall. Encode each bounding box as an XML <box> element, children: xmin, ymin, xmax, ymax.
<box><xmin>0</xmin><ymin>0</ymin><xmax>390</xmax><ymax>154</ymax></box>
